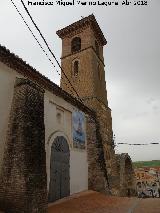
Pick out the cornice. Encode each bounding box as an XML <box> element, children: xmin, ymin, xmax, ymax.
<box><xmin>56</xmin><ymin>14</ymin><xmax>107</xmax><ymax>46</ymax></box>
<box><xmin>0</xmin><ymin>44</ymin><xmax>96</xmax><ymax>118</ymax></box>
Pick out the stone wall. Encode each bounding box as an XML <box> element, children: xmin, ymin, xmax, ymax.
<box><xmin>84</xmin><ymin>98</ymin><xmax>120</xmax><ymax>195</ymax></box>
<box><xmin>116</xmin><ymin>154</ymin><xmax>136</xmax><ymax>197</ymax></box>
<box><xmin>57</xmin><ymin>15</ymin><xmax>122</xmax><ymax>195</ymax></box>
<box><xmin>87</xmin><ymin>115</ymin><xmax>110</xmax><ymax>195</ymax></box>
<box><xmin>0</xmin><ymin>78</ymin><xmax>47</xmax><ymax>213</ymax></box>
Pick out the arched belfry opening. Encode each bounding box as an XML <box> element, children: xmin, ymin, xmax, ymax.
<box><xmin>71</xmin><ymin>37</ymin><xmax>81</xmax><ymax>52</ymax></box>
<box><xmin>48</xmin><ymin>136</ymin><xmax>70</xmax><ymax>202</ymax></box>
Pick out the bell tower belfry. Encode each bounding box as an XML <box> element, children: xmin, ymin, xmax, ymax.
<box><xmin>56</xmin><ymin>14</ymin><xmax>108</xmax><ymax>106</ymax></box>
<box><xmin>57</xmin><ymin>15</ymin><xmax>119</xmax><ymax>195</ymax></box>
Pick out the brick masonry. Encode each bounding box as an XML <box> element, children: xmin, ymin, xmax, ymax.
<box><xmin>0</xmin><ymin>78</ymin><xmax>47</xmax><ymax>213</ymax></box>
<box><xmin>86</xmin><ymin>115</ymin><xmax>110</xmax><ymax>195</ymax></box>
<box><xmin>116</xmin><ymin>154</ymin><xmax>136</xmax><ymax>197</ymax></box>
<box><xmin>0</xmin><ymin>14</ymin><xmax>137</xmax><ymax>212</ymax></box>
<box><xmin>58</xmin><ymin>15</ymin><xmax>136</xmax><ymax>196</ymax></box>
<box><xmin>84</xmin><ymin>98</ymin><xmax>120</xmax><ymax>196</ymax></box>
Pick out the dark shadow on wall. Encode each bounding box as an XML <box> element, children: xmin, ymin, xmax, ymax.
<box><xmin>0</xmin><ymin>78</ymin><xmax>47</xmax><ymax>213</ymax></box>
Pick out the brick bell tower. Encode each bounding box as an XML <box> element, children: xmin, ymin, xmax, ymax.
<box><xmin>57</xmin><ymin>15</ymin><xmax>119</xmax><ymax>195</ymax></box>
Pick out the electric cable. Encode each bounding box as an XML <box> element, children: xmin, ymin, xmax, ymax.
<box><xmin>117</xmin><ymin>142</ymin><xmax>159</xmax><ymax>146</ymax></box>
<box><xmin>20</xmin><ymin>0</ymin><xmax>83</xmax><ymax>102</ymax></box>
<box><xmin>10</xmin><ymin>0</ymin><xmax>75</xmax><ymax>96</ymax></box>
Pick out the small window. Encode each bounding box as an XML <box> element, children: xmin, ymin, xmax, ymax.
<box><xmin>73</xmin><ymin>60</ymin><xmax>79</xmax><ymax>76</ymax></box>
<box><xmin>56</xmin><ymin>108</ymin><xmax>64</xmax><ymax>124</ymax></box>
<box><xmin>71</xmin><ymin>37</ymin><xmax>81</xmax><ymax>52</ymax></box>
<box><xmin>95</xmin><ymin>40</ymin><xmax>99</xmax><ymax>56</ymax></box>
<box><xmin>56</xmin><ymin>112</ymin><xmax>61</xmax><ymax>123</ymax></box>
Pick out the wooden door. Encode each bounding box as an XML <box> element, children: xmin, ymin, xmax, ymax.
<box><xmin>48</xmin><ymin>136</ymin><xmax>70</xmax><ymax>202</ymax></box>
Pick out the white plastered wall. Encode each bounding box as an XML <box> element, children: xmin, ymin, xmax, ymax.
<box><xmin>44</xmin><ymin>88</ymin><xmax>89</xmax><ymax>195</ymax></box>
<box><xmin>0</xmin><ymin>61</ymin><xmax>88</xmax><ymax>195</ymax></box>
<box><xmin>0</xmin><ymin>62</ymin><xmax>22</xmax><ymax>173</ymax></box>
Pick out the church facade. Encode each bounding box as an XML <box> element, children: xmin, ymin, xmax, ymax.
<box><xmin>0</xmin><ymin>15</ymin><xmax>135</xmax><ymax>212</ymax></box>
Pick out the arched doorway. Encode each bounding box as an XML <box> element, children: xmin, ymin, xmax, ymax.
<box><xmin>48</xmin><ymin>136</ymin><xmax>70</xmax><ymax>202</ymax></box>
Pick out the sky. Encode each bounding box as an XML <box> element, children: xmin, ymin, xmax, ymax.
<box><xmin>0</xmin><ymin>0</ymin><xmax>160</xmax><ymax>161</ymax></box>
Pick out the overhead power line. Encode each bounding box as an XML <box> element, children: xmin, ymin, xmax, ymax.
<box><xmin>11</xmin><ymin>0</ymin><xmax>115</xmax><ymax>109</ymax></box>
<box><xmin>10</xmin><ymin>0</ymin><xmax>75</xmax><ymax>96</ymax></box>
<box><xmin>10</xmin><ymin>0</ymin><xmax>53</xmax><ymax>65</ymax></box>
<box><xmin>20</xmin><ymin>0</ymin><xmax>83</xmax><ymax>102</ymax></box>
<box><xmin>117</xmin><ymin>142</ymin><xmax>159</xmax><ymax>146</ymax></box>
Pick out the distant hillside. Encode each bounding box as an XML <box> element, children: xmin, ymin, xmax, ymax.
<box><xmin>133</xmin><ymin>160</ymin><xmax>160</xmax><ymax>168</ymax></box>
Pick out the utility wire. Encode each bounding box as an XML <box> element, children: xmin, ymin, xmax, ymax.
<box><xmin>20</xmin><ymin>0</ymin><xmax>83</xmax><ymax>102</ymax></box>
<box><xmin>117</xmin><ymin>142</ymin><xmax>159</xmax><ymax>146</ymax></box>
<box><xmin>11</xmin><ymin>0</ymin><xmax>112</xmax><ymax>108</ymax></box>
<box><xmin>10</xmin><ymin>0</ymin><xmax>75</xmax><ymax>96</ymax></box>
<box><xmin>10</xmin><ymin>0</ymin><xmax>54</xmax><ymax>66</ymax></box>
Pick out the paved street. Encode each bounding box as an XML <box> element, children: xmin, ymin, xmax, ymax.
<box><xmin>48</xmin><ymin>191</ymin><xmax>160</xmax><ymax>213</ymax></box>
<box><xmin>133</xmin><ymin>198</ymin><xmax>160</xmax><ymax>213</ymax></box>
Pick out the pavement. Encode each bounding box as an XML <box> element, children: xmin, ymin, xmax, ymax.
<box><xmin>48</xmin><ymin>190</ymin><xmax>144</xmax><ymax>213</ymax></box>
<box><xmin>133</xmin><ymin>198</ymin><xmax>160</xmax><ymax>213</ymax></box>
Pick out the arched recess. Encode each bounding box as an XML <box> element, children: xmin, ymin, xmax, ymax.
<box><xmin>72</xmin><ymin>58</ymin><xmax>80</xmax><ymax>77</ymax></box>
<box><xmin>47</xmin><ymin>132</ymin><xmax>70</xmax><ymax>202</ymax></box>
<box><xmin>71</xmin><ymin>37</ymin><xmax>81</xmax><ymax>52</ymax></box>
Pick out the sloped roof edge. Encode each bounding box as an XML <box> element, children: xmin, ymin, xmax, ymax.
<box><xmin>0</xmin><ymin>44</ymin><xmax>96</xmax><ymax>117</ymax></box>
